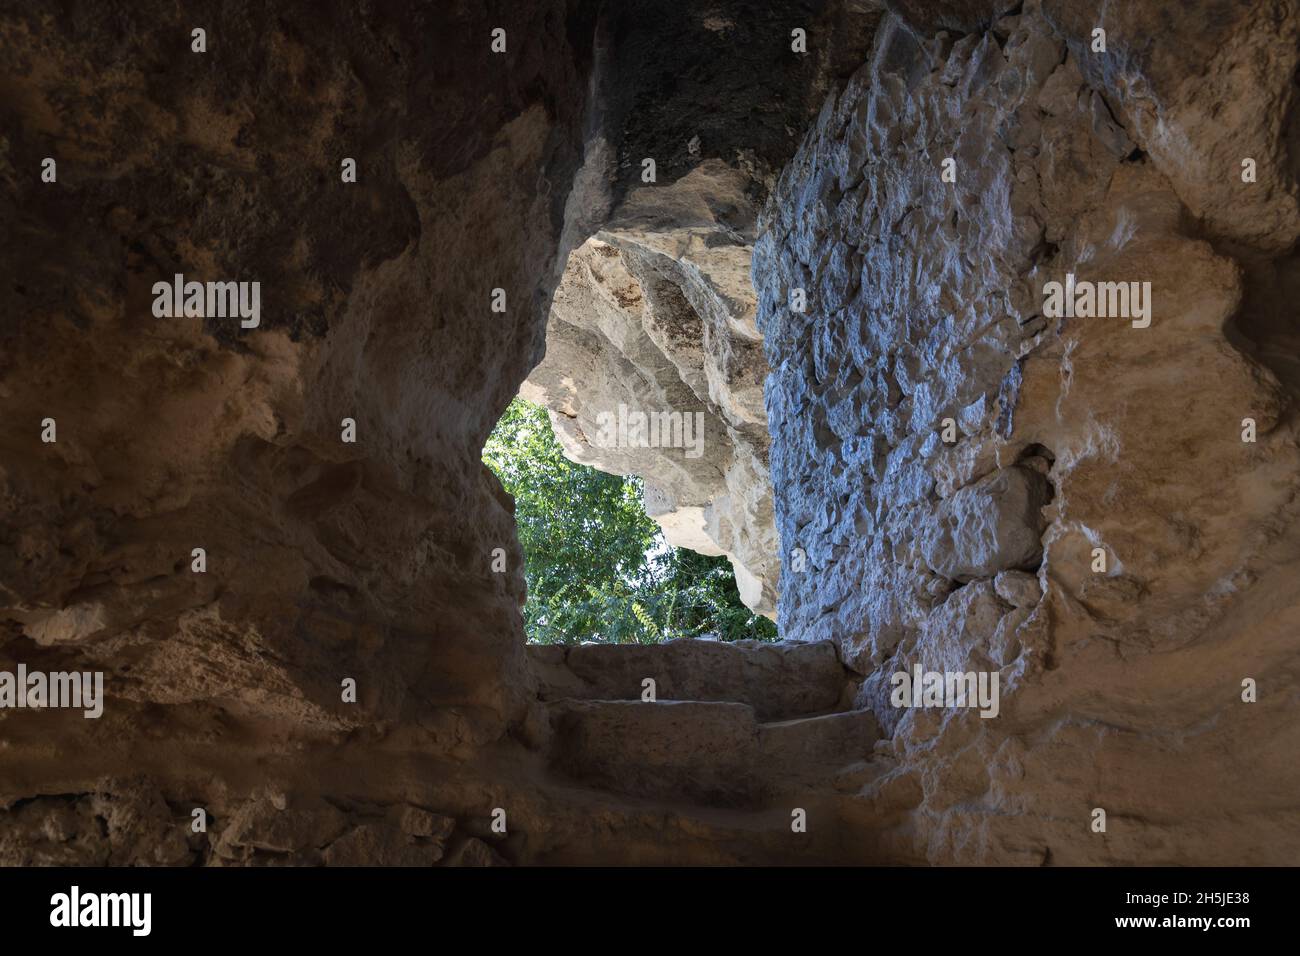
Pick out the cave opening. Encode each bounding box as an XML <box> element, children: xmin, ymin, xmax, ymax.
<box><xmin>483</xmin><ymin>395</ymin><xmax>776</xmax><ymax>645</ymax></box>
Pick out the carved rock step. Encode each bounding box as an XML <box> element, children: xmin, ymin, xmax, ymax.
<box><xmin>522</xmin><ymin>777</ymin><xmax>903</xmax><ymax>865</ymax></box>
<box><xmin>758</xmin><ymin>709</ymin><xmax>881</xmax><ymax>790</ymax></box>
<box><xmin>545</xmin><ymin>699</ymin><xmax>880</xmax><ymax>807</ymax></box>
<box><xmin>528</xmin><ymin>639</ymin><xmax>850</xmax><ymax>721</ymax></box>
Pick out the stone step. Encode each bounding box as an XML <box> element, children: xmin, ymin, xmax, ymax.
<box><xmin>528</xmin><ymin>638</ymin><xmax>850</xmax><ymax>721</ymax></box>
<box><xmin>547</xmin><ymin>700</ymin><xmax>761</xmax><ymax>806</ymax></box>
<box><xmin>519</xmin><ymin>776</ymin><xmax>907</xmax><ymax>865</ymax></box>
<box><xmin>758</xmin><ymin>709</ymin><xmax>881</xmax><ymax>789</ymax></box>
<box><xmin>545</xmin><ymin>699</ymin><xmax>880</xmax><ymax>807</ymax></box>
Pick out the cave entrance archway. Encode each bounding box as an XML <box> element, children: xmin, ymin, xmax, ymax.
<box><xmin>483</xmin><ymin>392</ymin><xmax>775</xmax><ymax>645</ymax></box>
<box><xmin>508</xmin><ymin>208</ymin><xmax>782</xmax><ymax>637</ymax></box>
<box><xmin>480</xmin><ymin>129</ymin><xmax>787</xmax><ymax>643</ymax></box>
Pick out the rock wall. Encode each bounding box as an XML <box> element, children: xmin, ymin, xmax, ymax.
<box><xmin>1</xmin><ymin>0</ymin><xmax>1298</xmax><ymax>867</ymax></box>
<box><xmin>0</xmin><ymin>0</ymin><xmax>888</xmax><ymax>868</ymax></box>
<box><xmin>754</xmin><ymin>0</ymin><xmax>1300</xmax><ymax>862</ymax></box>
<box><xmin>0</xmin><ymin>0</ymin><xmax>595</xmax><ymax>863</ymax></box>
<box><xmin>524</xmin><ymin>172</ymin><xmax>781</xmax><ymax>613</ymax></box>
<box><xmin>524</xmin><ymin>1</ymin><xmax>882</xmax><ymax>615</ymax></box>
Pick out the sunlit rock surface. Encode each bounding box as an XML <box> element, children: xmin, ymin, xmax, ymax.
<box><xmin>524</xmin><ymin>198</ymin><xmax>780</xmax><ymax>614</ymax></box>
<box><xmin>753</xmin><ymin>1</ymin><xmax>1300</xmax><ymax>862</ymax></box>
<box><xmin>524</xmin><ymin>2</ymin><xmax>883</xmax><ymax>616</ymax></box>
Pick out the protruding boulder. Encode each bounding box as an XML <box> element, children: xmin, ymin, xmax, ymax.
<box><xmin>921</xmin><ymin>466</ymin><xmax>1052</xmax><ymax>581</ymax></box>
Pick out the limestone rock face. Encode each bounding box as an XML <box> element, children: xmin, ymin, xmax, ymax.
<box><xmin>0</xmin><ymin>0</ymin><xmax>894</xmax><ymax>869</ymax></box>
<box><xmin>754</xmin><ymin>1</ymin><xmax>1300</xmax><ymax>862</ymax></box>
<box><xmin>524</xmin><ymin>177</ymin><xmax>781</xmax><ymax>614</ymax></box>
<box><xmin>883</xmin><ymin>0</ymin><xmax>1021</xmax><ymax>35</ymax></box>
<box><xmin>0</xmin><ymin>0</ymin><xmax>594</xmax><ymax>862</ymax></box>
<box><xmin>1</xmin><ymin>0</ymin><xmax>1299</xmax><ymax>869</ymax></box>
<box><xmin>919</xmin><ymin>464</ymin><xmax>1052</xmax><ymax>581</ymax></box>
<box><xmin>1042</xmin><ymin>0</ymin><xmax>1300</xmax><ymax>254</ymax></box>
<box><xmin>0</xmin><ymin>780</ymin><xmax>197</xmax><ymax>866</ymax></box>
<box><xmin>523</xmin><ymin>2</ymin><xmax>884</xmax><ymax>616</ymax></box>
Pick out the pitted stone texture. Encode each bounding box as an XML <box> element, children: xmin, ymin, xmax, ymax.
<box><xmin>212</xmin><ymin>795</ymin><xmax>349</xmax><ymax>863</ymax></box>
<box><xmin>0</xmin><ymin>779</ymin><xmax>196</xmax><ymax>866</ymax></box>
<box><xmin>754</xmin><ymin>12</ymin><xmax>1103</xmax><ymax>670</ymax></box>
<box><xmin>0</xmin><ymin>0</ymin><xmax>901</xmax><ymax>869</ymax></box>
<box><xmin>0</xmin><ymin>0</ymin><xmax>598</xmax><ymax>754</ymax></box>
<box><xmin>993</xmin><ymin>570</ymin><xmax>1043</xmax><ymax>609</ymax></box>
<box><xmin>0</xmin><ymin>0</ymin><xmax>588</xmax><ymax>865</ymax></box>
<box><xmin>2</xmin><ymin>0</ymin><xmax>1299</xmax><ymax>869</ymax></box>
<box><xmin>756</xmin><ymin>2</ymin><xmax>1300</xmax><ymax>863</ymax></box>
<box><xmin>528</xmin><ymin>638</ymin><xmax>849</xmax><ymax>720</ymax></box>
<box><xmin>920</xmin><ymin>465</ymin><xmax>1051</xmax><ymax>581</ymax></box>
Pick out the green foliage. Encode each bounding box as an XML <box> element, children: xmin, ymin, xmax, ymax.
<box><xmin>483</xmin><ymin>397</ymin><xmax>778</xmax><ymax>645</ymax></box>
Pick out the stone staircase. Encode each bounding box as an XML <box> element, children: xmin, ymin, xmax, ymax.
<box><xmin>528</xmin><ymin>639</ymin><xmax>880</xmax><ymax>809</ymax></box>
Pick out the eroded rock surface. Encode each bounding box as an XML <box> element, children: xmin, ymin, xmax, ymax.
<box><xmin>754</xmin><ymin>0</ymin><xmax>1300</xmax><ymax>862</ymax></box>
<box><xmin>0</xmin><ymin>0</ymin><xmax>594</xmax><ymax>865</ymax></box>
<box><xmin>1</xmin><ymin>0</ymin><xmax>1298</xmax><ymax>868</ymax></box>
<box><xmin>524</xmin><ymin>2</ymin><xmax>883</xmax><ymax>615</ymax></box>
<box><xmin>524</xmin><ymin>185</ymin><xmax>781</xmax><ymax>613</ymax></box>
